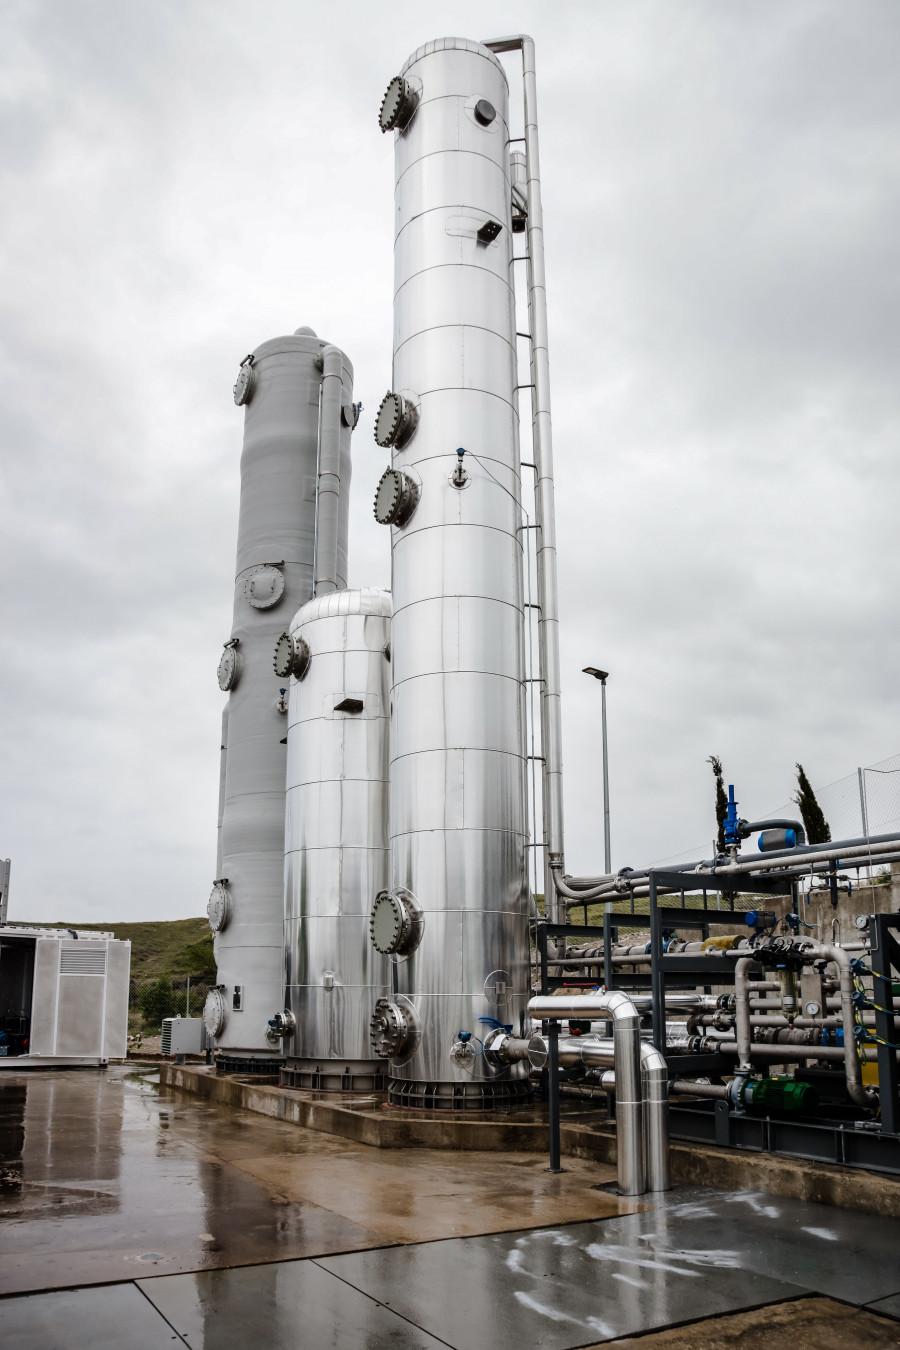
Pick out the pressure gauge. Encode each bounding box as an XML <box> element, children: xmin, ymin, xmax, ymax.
<box><xmin>243</xmin><ymin>565</ymin><xmax>285</xmax><ymax>610</ymax></box>
<box><xmin>855</xmin><ymin>914</ymin><xmax>870</xmax><ymax>931</ymax></box>
<box><xmin>207</xmin><ymin>881</ymin><xmax>230</xmax><ymax>933</ymax></box>
<box><xmin>805</xmin><ymin>1001</ymin><xmax>821</xmax><ymax>1017</ymax></box>
<box><xmin>233</xmin><ymin>356</ymin><xmax>255</xmax><ymax>406</ymax></box>
<box><xmin>342</xmin><ymin>402</ymin><xmax>361</xmax><ymax>429</ymax></box>
<box><xmin>217</xmin><ymin>642</ymin><xmax>240</xmax><ymax>691</ymax></box>
<box><xmin>273</xmin><ymin>631</ymin><xmax>311</xmax><ymax>680</ymax></box>
<box><xmin>203</xmin><ymin>988</ymin><xmax>227</xmax><ymax>1037</ymax></box>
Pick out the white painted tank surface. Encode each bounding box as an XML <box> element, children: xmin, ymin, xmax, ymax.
<box><xmin>371</xmin><ymin>39</ymin><xmax>530</xmax><ymax>1107</ymax></box>
<box><xmin>207</xmin><ymin>328</ymin><xmax>355</xmax><ymax>1064</ymax></box>
<box><xmin>278</xmin><ymin>588</ymin><xmax>391</xmax><ymax>1089</ymax></box>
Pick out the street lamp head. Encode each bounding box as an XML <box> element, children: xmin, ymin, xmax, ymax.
<box><xmin>582</xmin><ymin>667</ymin><xmax>609</xmax><ymax>682</ymax></box>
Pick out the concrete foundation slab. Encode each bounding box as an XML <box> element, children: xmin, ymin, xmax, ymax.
<box><xmin>161</xmin><ymin>1062</ymin><xmax>900</xmax><ymax>1219</ymax></box>
<box><xmin>0</xmin><ymin>1283</ymin><xmax>181</xmax><ymax>1349</ymax></box>
<box><xmin>137</xmin><ymin>1259</ymin><xmax>450</xmax><ymax>1348</ymax></box>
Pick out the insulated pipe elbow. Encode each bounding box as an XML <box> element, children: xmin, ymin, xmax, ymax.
<box><xmin>528</xmin><ymin>991</ymin><xmax>645</xmax><ymax>1195</ymax></box>
<box><xmin>806</xmin><ymin>942</ymin><xmax>875</xmax><ymax>1109</ymax></box>
<box><xmin>640</xmin><ymin>1045</ymin><xmax>670</xmax><ymax>1192</ymax></box>
<box><xmin>314</xmin><ymin>346</ymin><xmax>345</xmax><ymax>597</ymax></box>
<box><xmin>734</xmin><ymin>957</ymin><xmax>754</xmax><ymax>1079</ymax></box>
<box><xmin>578</xmin><ymin>1038</ymin><xmax>669</xmax><ymax>1193</ymax></box>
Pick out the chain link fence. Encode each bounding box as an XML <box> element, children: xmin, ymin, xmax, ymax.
<box><xmin>128</xmin><ymin>975</ymin><xmax>213</xmax><ymax>1055</ymax></box>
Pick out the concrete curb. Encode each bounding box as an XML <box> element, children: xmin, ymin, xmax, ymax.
<box><xmin>160</xmin><ymin>1063</ymin><xmax>900</xmax><ymax>1218</ymax></box>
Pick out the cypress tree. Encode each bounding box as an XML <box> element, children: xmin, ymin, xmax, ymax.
<box><xmin>793</xmin><ymin>763</ymin><xmax>831</xmax><ymax>844</ymax></box>
<box><xmin>707</xmin><ymin>755</ymin><xmax>728</xmax><ymax>853</ymax></box>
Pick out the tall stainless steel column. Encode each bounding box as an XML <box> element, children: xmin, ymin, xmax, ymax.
<box><xmin>371</xmin><ymin>39</ymin><xmax>530</xmax><ymax>1108</ymax></box>
<box><xmin>279</xmin><ymin>588</ymin><xmax>391</xmax><ymax>1090</ymax></box>
<box><xmin>204</xmin><ymin>328</ymin><xmax>354</xmax><ymax>1065</ymax></box>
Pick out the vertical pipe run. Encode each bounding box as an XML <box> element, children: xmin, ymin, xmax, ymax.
<box><xmin>649</xmin><ymin>873</ymin><xmax>665</xmax><ymax>1051</ymax></box>
<box><xmin>530</xmin><ymin>990</ymin><xmax>646</xmax><ymax>1194</ymax></box>
<box><xmin>601</xmin><ymin>677</ymin><xmax>611</xmax><ymax>873</ymax></box>
<box><xmin>547</xmin><ymin>1020</ymin><xmax>562</xmax><ymax>1172</ymax></box>
<box><xmin>314</xmin><ymin>347</ymin><xmax>348</xmax><ymax>597</ymax></box>
<box><xmin>485</xmin><ymin>35</ymin><xmax>566</xmax><ymax>923</ymax></box>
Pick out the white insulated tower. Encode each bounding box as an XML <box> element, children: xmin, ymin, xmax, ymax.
<box><xmin>205</xmin><ymin>328</ymin><xmax>355</xmax><ymax>1065</ymax></box>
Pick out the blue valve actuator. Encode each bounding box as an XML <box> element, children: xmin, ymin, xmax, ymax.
<box><xmin>724</xmin><ymin>785</ymin><xmax>740</xmax><ymax>848</ymax></box>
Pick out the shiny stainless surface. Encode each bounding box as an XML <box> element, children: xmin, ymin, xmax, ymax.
<box><xmin>313</xmin><ymin>346</ymin><xmax>351</xmax><ymax>597</ymax></box>
<box><xmin>215</xmin><ymin>328</ymin><xmax>354</xmax><ymax>1058</ymax></box>
<box><xmin>486</xmin><ymin>36</ymin><xmax>566</xmax><ymax>921</ymax></box>
<box><xmin>283</xmin><ymin>589</ymin><xmax>391</xmax><ymax>1072</ymax></box>
<box><xmin>528</xmin><ymin>990</ymin><xmax>647</xmax><ymax>1195</ymax></box>
<box><xmin>385</xmin><ymin>39</ymin><xmax>530</xmax><ymax>1101</ymax></box>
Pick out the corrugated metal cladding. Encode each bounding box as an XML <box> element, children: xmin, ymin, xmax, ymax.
<box><xmin>59</xmin><ymin>946</ymin><xmax>107</xmax><ymax>976</ymax></box>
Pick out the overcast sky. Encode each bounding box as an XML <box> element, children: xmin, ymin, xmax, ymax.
<box><xmin>2</xmin><ymin>0</ymin><xmax>898</xmax><ymax>923</ymax></box>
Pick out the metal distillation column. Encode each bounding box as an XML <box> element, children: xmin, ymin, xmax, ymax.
<box><xmin>206</xmin><ymin>328</ymin><xmax>354</xmax><ymax>1063</ymax></box>
<box><xmin>374</xmin><ymin>38</ymin><xmax>531</xmax><ymax>1108</ymax></box>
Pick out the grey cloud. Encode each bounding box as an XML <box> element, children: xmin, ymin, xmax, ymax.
<box><xmin>1</xmin><ymin>0</ymin><xmax>898</xmax><ymax>918</ymax></box>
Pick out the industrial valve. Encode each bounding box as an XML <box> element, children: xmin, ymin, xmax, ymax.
<box><xmin>449</xmin><ymin>1030</ymin><xmax>477</xmax><ymax>1068</ymax></box>
<box><xmin>370</xmin><ymin>997</ymin><xmax>414</xmax><ymax>1058</ymax></box>
<box><xmin>266</xmin><ymin>1010</ymin><xmax>296</xmax><ymax>1041</ymax></box>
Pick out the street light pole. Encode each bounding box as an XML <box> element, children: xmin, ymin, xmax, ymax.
<box><xmin>582</xmin><ymin>668</ymin><xmax>611</xmax><ymax>873</ymax></box>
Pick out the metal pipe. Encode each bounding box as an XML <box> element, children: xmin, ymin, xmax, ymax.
<box><xmin>562</xmin><ymin>832</ymin><xmax>900</xmax><ymax>904</ymax></box>
<box><xmin>803</xmin><ymin>942</ymin><xmax>875</xmax><ymax>1108</ymax></box>
<box><xmin>670</xmin><ymin>1079</ymin><xmax>729</xmax><ymax>1099</ymax></box>
<box><xmin>699</xmin><ymin>837</ymin><xmax>900</xmax><ymax>879</ymax></box>
<box><xmin>485</xmin><ymin>34</ymin><xmax>566</xmax><ymax>923</ymax></box>
<box><xmin>734</xmin><ymin>957</ymin><xmax>753</xmax><ymax>1078</ymax></box>
<box><xmin>313</xmin><ymin>346</ymin><xmax>345</xmax><ymax>596</ymax></box>
<box><xmin>640</xmin><ymin>1044</ymin><xmax>670</xmax><ymax>1191</ymax></box>
<box><xmin>699</xmin><ymin>1011</ymin><xmax>900</xmax><ymax>1030</ymax></box>
<box><xmin>676</xmin><ymin>1038</ymin><xmax>890</xmax><ymax>1064</ymax></box>
<box><xmin>529</xmin><ymin>990</ymin><xmax>645</xmax><ymax>1194</ymax></box>
<box><xmin>510</xmin><ymin>1031</ymin><xmax>669</xmax><ymax>1192</ymax></box>
<box><xmin>574</xmin><ymin>1039</ymin><xmax>669</xmax><ymax>1192</ymax></box>
<box><xmin>719</xmin><ymin>943</ymin><xmax>878</xmax><ymax>1106</ymax></box>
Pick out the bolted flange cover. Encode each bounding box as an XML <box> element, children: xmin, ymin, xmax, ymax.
<box><xmin>273</xmin><ymin>632</ymin><xmax>311</xmax><ymax>680</ymax></box>
<box><xmin>370</xmin><ymin>997</ymin><xmax>410</xmax><ymax>1058</ymax></box>
<box><xmin>379</xmin><ymin>76</ymin><xmax>418</xmax><ymax>133</ymax></box>
<box><xmin>374</xmin><ymin>390</ymin><xmax>418</xmax><ymax>448</ymax></box>
<box><xmin>369</xmin><ymin>889</ymin><xmax>422</xmax><ymax>956</ymax></box>
<box><xmin>373</xmin><ymin>467</ymin><xmax>419</xmax><ymax>527</ymax></box>
<box><xmin>203</xmin><ymin>987</ymin><xmax>227</xmax><ymax>1037</ymax></box>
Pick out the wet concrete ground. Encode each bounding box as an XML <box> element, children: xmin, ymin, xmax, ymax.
<box><xmin>2</xmin><ymin>1067</ymin><xmax>899</xmax><ymax>1346</ymax></box>
<box><xmin>0</xmin><ymin>1066</ymin><xmax>638</xmax><ymax>1294</ymax></box>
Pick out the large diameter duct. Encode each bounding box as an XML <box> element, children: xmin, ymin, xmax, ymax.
<box><xmin>371</xmin><ymin>39</ymin><xmax>530</xmax><ymax>1109</ymax></box>
<box><xmin>278</xmin><ymin>588</ymin><xmax>392</xmax><ymax>1090</ymax></box>
<box><xmin>204</xmin><ymin>328</ymin><xmax>354</xmax><ymax>1065</ymax></box>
